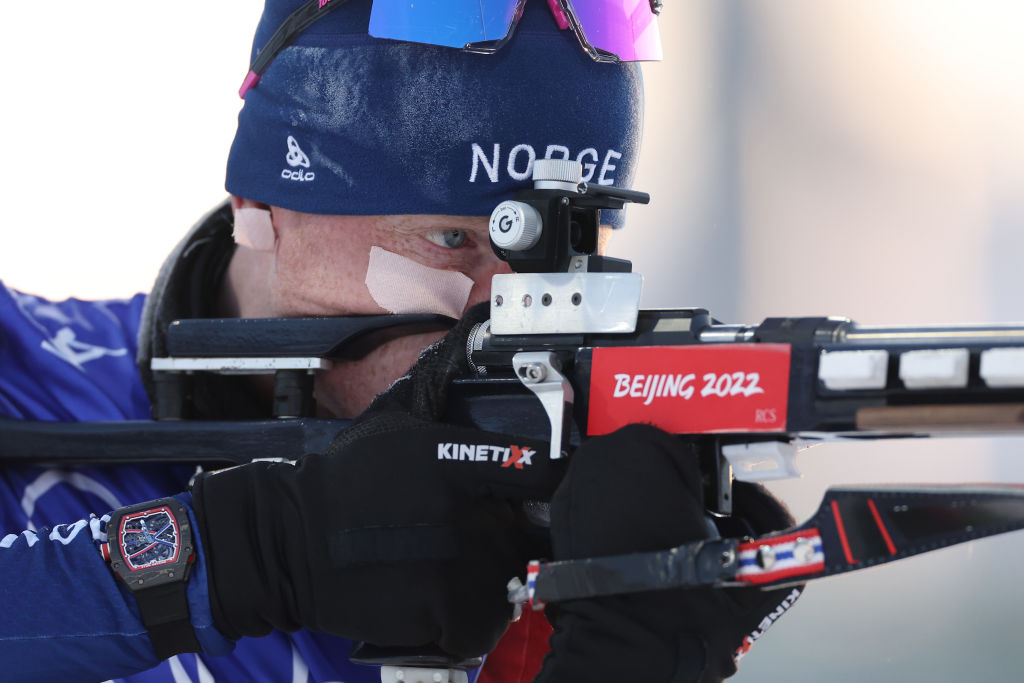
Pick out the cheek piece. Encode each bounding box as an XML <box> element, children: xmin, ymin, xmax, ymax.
<box><xmin>232</xmin><ymin>207</ymin><xmax>276</xmax><ymax>252</ymax></box>
<box><xmin>364</xmin><ymin>246</ymin><xmax>473</xmax><ymax>319</ymax></box>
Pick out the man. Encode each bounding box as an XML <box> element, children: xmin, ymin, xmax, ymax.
<box><xmin>0</xmin><ymin>1</ymin><xmax>795</xmax><ymax>681</ymax></box>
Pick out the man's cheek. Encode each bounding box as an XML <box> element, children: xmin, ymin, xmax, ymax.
<box><xmin>271</xmin><ymin>264</ymin><xmax>377</xmax><ymax>317</ymax></box>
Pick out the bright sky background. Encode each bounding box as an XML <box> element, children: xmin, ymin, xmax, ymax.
<box><xmin>0</xmin><ymin>4</ymin><xmax>258</xmax><ymax>299</ymax></box>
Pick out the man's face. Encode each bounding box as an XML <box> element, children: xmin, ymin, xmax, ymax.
<box><xmin>230</xmin><ymin>205</ymin><xmax>611</xmax><ymax>418</ymax></box>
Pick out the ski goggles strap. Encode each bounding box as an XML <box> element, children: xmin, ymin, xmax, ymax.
<box><xmin>240</xmin><ymin>0</ymin><xmax>661</xmax><ymax>98</ymax></box>
<box><xmin>240</xmin><ymin>0</ymin><xmax>352</xmax><ymax>98</ymax></box>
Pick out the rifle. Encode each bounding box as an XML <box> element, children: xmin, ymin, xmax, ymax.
<box><xmin>6</xmin><ymin>159</ymin><xmax>1024</xmax><ymax>681</ymax></box>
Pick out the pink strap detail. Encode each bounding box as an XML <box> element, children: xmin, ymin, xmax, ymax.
<box><xmin>238</xmin><ymin>71</ymin><xmax>261</xmax><ymax>99</ymax></box>
<box><xmin>546</xmin><ymin>0</ymin><xmax>570</xmax><ymax>30</ymax></box>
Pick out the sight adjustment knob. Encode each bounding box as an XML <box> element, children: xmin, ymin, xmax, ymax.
<box><xmin>489</xmin><ymin>201</ymin><xmax>542</xmax><ymax>251</ymax></box>
<box><xmin>531</xmin><ymin>159</ymin><xmax>584</xmax><ymax>192</ymax></box>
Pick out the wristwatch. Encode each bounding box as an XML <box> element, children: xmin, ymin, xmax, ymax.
<box><xmin>102</xmin><ymin>497</ymin><xmax>202</xmax><ymax>659</ymax></box>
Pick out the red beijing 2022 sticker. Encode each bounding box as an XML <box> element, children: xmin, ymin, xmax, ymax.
<box><xmin>587</xmin><ymin>344</ymin><xmax>791</xmax><ymax>436</ymax></box>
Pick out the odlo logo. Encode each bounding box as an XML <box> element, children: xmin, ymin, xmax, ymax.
<box><xmin>281</xmin><ymin>135</ymin><xmax>315</xmax><ymax>182</ymax></box>
<box><xmin>437</xmin><ymin>443</ymin><xmax>536</xmax><ymax>469</ymax></box>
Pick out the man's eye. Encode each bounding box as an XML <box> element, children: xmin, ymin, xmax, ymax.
<box><xmin>424</xmin><ymin>230</ymin><xmax>468</xmax><ymax>249</ymax></box>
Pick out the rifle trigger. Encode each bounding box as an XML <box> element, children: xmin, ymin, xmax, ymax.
<box><xmin>512</xmin><ymin>351</ymin><xmax>574</xmax><ymax>459</ymax></box>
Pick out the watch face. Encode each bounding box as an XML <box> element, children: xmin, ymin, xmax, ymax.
<box><xmin>118</xmin><ymin>506</ymin><xmax>181</xmax><ymax>571</ymax></box>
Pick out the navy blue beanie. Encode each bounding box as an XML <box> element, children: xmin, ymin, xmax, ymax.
<box><xmin>226</xmin><ymin>0</ymin><xmax>644</xmax><ymax>228</ymax></box>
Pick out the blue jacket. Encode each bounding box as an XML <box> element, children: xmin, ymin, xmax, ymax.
<box><xmin>0</xmin><ymin>281</ymin><xmax>445</xmax><ymax>682</ymax></box>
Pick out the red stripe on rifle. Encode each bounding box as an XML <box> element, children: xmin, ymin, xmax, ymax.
<box><xmin>830</xmin><ymin>500</ymin><xmax>857</xmax><ymax>564</ymax></box>
<box><xmin>866</xmin><ymin>498</ymin><xmax>898</xmax><ymax>556</ymax></box>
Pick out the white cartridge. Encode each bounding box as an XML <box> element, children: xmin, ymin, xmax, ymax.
<box><xmin>818</xmin><ymin>349</ymin><xmax>889</xmax><ymax>390</ymax></box>
<box><xmin>980</xmin><ymin>348</ymin><xmax>1024</xmax><ymax>388</ymax></box>
<box><xmin>898</xmin><ymin>348</ymin><xmax>970</xmax><ymax>389</ymax></box>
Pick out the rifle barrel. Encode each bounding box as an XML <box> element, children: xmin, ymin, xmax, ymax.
<box><xmin>843</xmin><ymin>323</ymin><xmax>1024</xmax><ymax>346</ymax></box>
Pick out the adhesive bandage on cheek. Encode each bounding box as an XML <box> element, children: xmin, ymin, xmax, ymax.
<box><xmin>365</xmin><ymin>246</ymin><xmax>473</xmax><ymax>319</ymax></box>
<box><xmin>232</xmin><ymin>207</ymin><xmax>276</xmax><ymax>251</ymax></box>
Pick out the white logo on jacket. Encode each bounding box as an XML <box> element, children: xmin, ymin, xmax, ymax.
<box><xmin>41</xmin><ymin>327</ymin><xmax>128</xmax><ymax>370</ymax></box>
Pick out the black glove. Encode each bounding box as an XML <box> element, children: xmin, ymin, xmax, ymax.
<box><xmin>192</xmin><ymin>306</ymin><xmax>562</xmax><ymax>658</ymax></box>
<box><xmin>534</xmin><ymin>424</ymin><xmax>804</xmax><ymax>683</ymax></box>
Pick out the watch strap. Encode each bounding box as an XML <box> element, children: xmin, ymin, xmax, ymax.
<box><xmin>135</xmin><ymin>581</ymin><xmax>203</xmax><ymax>659</ymax></box>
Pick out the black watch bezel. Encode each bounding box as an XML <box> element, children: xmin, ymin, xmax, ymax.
<box><xmin>107</xmin><ymin>497</ymin><xmax>195</xmax><ymax>590</ymax></box>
